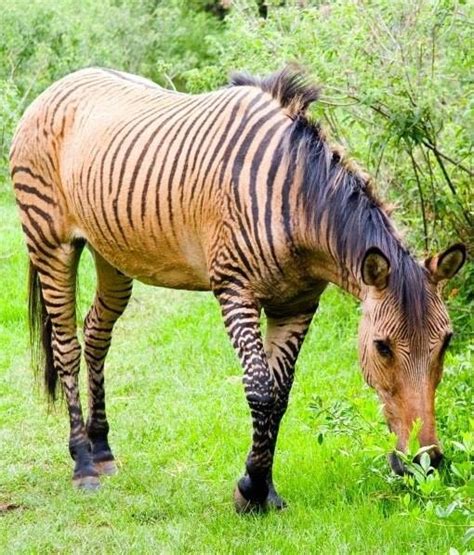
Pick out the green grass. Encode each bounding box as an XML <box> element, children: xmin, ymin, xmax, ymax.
<box><xmin>0</xmin><ymin>193</ymin><xmax>472</xmax><ymax>554</ymax></box>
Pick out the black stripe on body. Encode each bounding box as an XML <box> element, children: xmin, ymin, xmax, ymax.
<box><xmin>95</xmin><ymin>104</ymin><xmax>163</xmax><ymax>242</ymax></box>
<box><xmin>133</xmin><ymin>97</ymin><xmax>198</xmax><ymax>230</ymax></box>
<box><xmin>280</xmin><ymin>149</ymin><xmax>298</xmax><ymax>250</ymax></box>
<box><xmin>247</xmin><ymin>119</ymin><xmax>287</xmax><ymax>274</ymax></box>
<box><xmin>16</xmin><ymin>200</ymin><xmax>61</xmax><ymax>245</ymax></box>
<box><xmin>14</xmin><ymin>183</ymin><xmax>55</xmax><ymax>204</ymax></box>
<box><xmin>11</xmin><ymin>166</ymin><xmax>52</xmax><ymax>188</ymax></box>
<box><xmin>47</xmin><ymin>75</ymin><xmax>109</xmax><ymax>133</ymax></box>
<box><xmin>162</xmin><ymin>92</ymin><xmax>228</xmax><ymax>237</ymax></box>
<box><xmin>264</xmin><ymin>141</ymin><xmax>287</xmax><ymax>271</ymax></box>
<box><xmin>192</xmin><ymin>92</ymin><xmax>266</xmax><ymax>211</ymax></box>
<box><xmin>147</xmin><ymin>98</ymin><xmax>218</xmax><ymax>240</ymax></box>
<box><xmin>112</xmin><ymin>96</ymin><xmax>196</xmax><ymax>235</ymax></box>
<box><xmin>183</xmin><ymin>89</ymin><xmax>248</xmax><ymax>214</ymax></box>
<box><xmin>176</xmin><ymin>90</ymin><xmax>244</xmax><ymax>223</ymax></box>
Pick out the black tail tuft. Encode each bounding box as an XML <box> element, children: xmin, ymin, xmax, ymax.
<box><xmin>28</xmin><ymin>262</ymin><xmax>58</xmax><ymax>402</ymax></box>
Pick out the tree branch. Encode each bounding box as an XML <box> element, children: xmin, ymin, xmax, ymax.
<box><xmin>343</xmin><ymin>95</ymin><xmax>474</xmax><ymax>177</ymax></box>
<box><xmin>419</xmin><ymin>139</ymin><xmax>473</xmax><ymax>177</ymax></box>
<box><xmin>407</xmin><ymin>146</ymin><xmax>429</xmax><ymax>251</ymax></box>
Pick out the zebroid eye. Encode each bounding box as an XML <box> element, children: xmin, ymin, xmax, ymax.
<box><xmin>374</xmin><ymin>339</ymin><xmax>392</xmax><ymax>358</ymax></box>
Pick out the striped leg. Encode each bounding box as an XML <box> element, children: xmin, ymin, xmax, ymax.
<box><xmin>84</xmin><ymin>250</ymin><xmax>133</xmax><ymax>475</ymax></box>
<box><xmin>263</xmin><ymin>303</ymin><xmax>318</xmax><ymax>509</ymax></box>
<box><xmin>36</xmin><ymin>244</ymin><xmax>100</xmax><ymax>489</ymax></box>
<box><xmin>216</xmin><ymin>294</ymin><xmax>275</xmax><ymax>512</ymax></box>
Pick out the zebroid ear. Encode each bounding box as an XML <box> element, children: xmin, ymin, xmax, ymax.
<box><xmin>424</xmin><ymin>243</ymin><xmax>466</xmax><ymax>284</ymax></box>
<box><xmin>361</xmin><ymin>246</ymin><xmax>391</xmax><ymax>290</ymax></box>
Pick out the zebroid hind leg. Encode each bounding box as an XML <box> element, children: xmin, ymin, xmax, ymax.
<box><xmin>32</xmin><ymin>242</ymin><xmax>100</xmax><ymax>490</ymax></box>
<box><xmin>84</xmin><ymin>251</ymin><xmax>133</xmax><ymax>475</ymax></box>
<box><xmin>84</xmin><ymin>249</ymin><xmax>133</xmax><ymax>476</ymax></box>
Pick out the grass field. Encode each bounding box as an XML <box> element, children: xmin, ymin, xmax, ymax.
<box><xmin>0</xmin><ymin>191</ymin><xmax>472</xmax><ymax>554</ymax></box>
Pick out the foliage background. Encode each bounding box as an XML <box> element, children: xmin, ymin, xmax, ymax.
<box><xmin>0</xmin><ymin>0</ymin><xmax>472</xmax><ymax>553</ymax></box>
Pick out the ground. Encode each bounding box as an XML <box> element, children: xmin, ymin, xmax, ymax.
<box><xmin>0</xmin><ymin>194</ymin><xmax>470</xmax><ymax>553</ymax></box>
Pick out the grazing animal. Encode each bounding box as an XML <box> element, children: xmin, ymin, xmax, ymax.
<box><xmin>10</xmin><ymin>67</ymin><xmax>465</xmax><ymax>512</ymax></box>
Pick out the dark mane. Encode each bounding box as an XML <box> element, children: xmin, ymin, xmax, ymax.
<box><xmin>230</xmin><ymin>66</ymin><xmax>320</xmax><ymax>118</ymax></box>
<box><xmin>290</xmin><ymin>117</ymin><xmax>427</xmax><ymax>331</ymax></box>
<box><xmin>230</xmin><ymin>67</ymin><xmax>427</xmax><ymax>330</ymax></box>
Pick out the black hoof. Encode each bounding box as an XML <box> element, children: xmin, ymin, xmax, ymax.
<box><xmin>70</xmin><ymin>442</ymin><xmax>100</xmax><ymax>491</ymax></box>
<box><xmin>234</xmin><ymin>486</ymin><xmax>267</xmax><ymax>514</ymax></box>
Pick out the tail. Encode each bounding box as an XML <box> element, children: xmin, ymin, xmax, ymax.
<box><xmin>28</xmin><ymin>262</ymin><xmax>58</xmax><ymax>402</ymax></box>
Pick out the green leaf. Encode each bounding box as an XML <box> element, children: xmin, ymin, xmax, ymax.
<box><xmin>407</xmin><ymin>419</ymin><xmax>422</xmax><ymax>456</ymax></box>
<box><xmin>419</xmin><ymin>452</ymin><xmax>431</xmax><ymax>473</ymax></box>
<box><xmin>444</xmin><ymin>502</ymin><xmax>458</xmax><ymax>518</ymax></box>
<box><xmin>463</xmin><ymin>527</ymin><xmax>474</xmax><ymax>546</ymax></box>
<box><xmin>435</xmin><ymin>505</ymin><xmax>447</xmax><ymax>518</ymax></box>
<box><xmin>451</xmin><ymin>441</ymin><xmax>467</xmax><ymax>452</ymax></box>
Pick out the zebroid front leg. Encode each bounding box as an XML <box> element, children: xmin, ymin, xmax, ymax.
<box><xmin>216</xmin><ymin>293</ymin><xmax>275</xmax><ymax>513</ymax></box>
<box><xmin>263</xmin><ymin>303</ymin><xmax>318</xmax><ymax>509</ymax></box>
